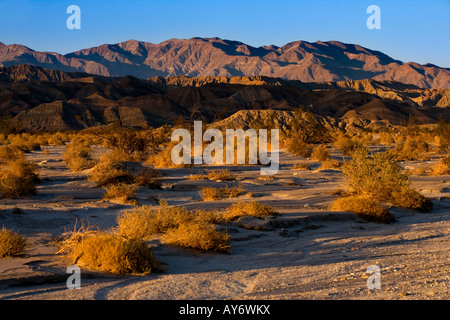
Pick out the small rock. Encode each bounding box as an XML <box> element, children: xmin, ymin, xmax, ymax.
<box><xmin>400</xmin><ymin>291</ymin><xmax>408</xmax><ymax>296</ymax></box>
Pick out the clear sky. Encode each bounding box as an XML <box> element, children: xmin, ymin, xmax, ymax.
<box><xmin>0</xmin><ymin>0</ymin><xmax>449</xmax><ymax>67</ymax></box>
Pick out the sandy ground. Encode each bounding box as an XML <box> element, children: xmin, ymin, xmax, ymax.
<box><xmin>0</xmin><ymin>146</ymin><xmax>449</xmax><ymax>300</ymax></box>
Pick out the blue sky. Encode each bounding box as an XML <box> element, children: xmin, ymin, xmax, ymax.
<box><xmin>0</xmin><ymin>0</ymin><xmax>449</xmax><ymax>67</ymax></box>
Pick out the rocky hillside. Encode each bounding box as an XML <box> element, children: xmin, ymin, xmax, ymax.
<box><xmin>1</xmin><ymin>67</ymin><xmax>447</xmax><ymax>132</ymax></box>
<box><xmin>1</xmin><ymin>38</ymin><xmax>449</xmax><ymax>89</ymax></box>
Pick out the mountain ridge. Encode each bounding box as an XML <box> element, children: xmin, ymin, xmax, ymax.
<box><xmin>1</xmin><ymin>38</ymin><xmax>449</xmax><ymax>89</ymax></box>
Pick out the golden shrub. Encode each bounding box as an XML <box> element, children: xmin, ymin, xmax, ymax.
<box><xmin>162</xmin><ymin>221</ymin><xmax>230</xmax><ymax>253</ymax></box>
<box><xmin>146</xmin><ymin>142</ymin><xmax>192</xmax><ymax>168</ymax></box>
<box><xmin>292</xmin><ymin>162</ymin><xmax>311</xmax><ymax>170</ymax></box>
<box><xmin>207</xmin><ymin>169</ymin><xmax>235</xmax><ymax>181</ymax></box>
<box><xmin>200</xmin><ymin>187</ymin><xmax>221</xmax><ymax>201</ymax></box>
<box><xmin>390</xmin><ymin>187</ymin><xmax>433</xmax><ymax>212</ymax></box>
<box><xmin>88</xmin><ymin>154</ymin><xmax>135</xmax><ymax>187</ymax></box>
<box><xmin>391</xmin><ymin>135</ymin><xmax>431</xmax><ymax>161</ymax></box>
<box><xmin>222</xmin><ymin>201</ymin><xmax>278</xmax><ymax>221</ymax></box>
<box><xmin>63</xmin><ymin>141</ymin><xmax>92</xmax><ymax>172</ymax></box>
<box><xmin>133</xmin><ymin>168</ymin><xmax>161</xmax><ymax>189</ymax></box>
<box><xmin>0</xmin><ymin>227</ymin><xmax>27</xmax><ymax>258</ymax></box>
<box><xmin>284</xmin><ymin>138</ymin><xmax>312</xmax><ymax>158</ymax></box>
<box><xmin>334</xmin><ymin>134</ymin><xmax>362</xmax><ymax>156</ymax></box>
<box><xmin>330</xmin><ymin>195</ymin><xmax>393</xmax><ymax>223</ymax></box>
<box><xmin>117</xmin><ymin>205</ymin><xmax>193</xmax><ymax>239</ymax></box>
<box><xmin>56</xmin><ymin>227</ymin><xmax>160</xmax><ymax>275</ymax></box>
<box><xmin>319</xmin><ymin>158</ymin><xmax>342</xmax><ymax>170</ymax></box>
<box><xmin>0</xmin><ymin>146</ymin><xmax>23</xmax><ymax>163</ymax></box>
<box><xmin>102</xmin><ymin>183</ymin><xmax>138</xmax><ymax>204</ymax></box>
<box><xmin>188</xmin><ymin>173</ymin><xmax>208</xmax><ymax>180</ymax></box>
<box><xmin>0</xmin><ymin>159</ymin><xmax>39</xmax><ymax>198</ymax></box>
<box><xmin>311</xmin><ymin>144</ymin><xmax>330</xmax><ymax>162</ymax></box>
<box><xmin>200</xmin><ymin>185</ymin><xmax>244</xmax><ymax>201</ymax></box>
<box><xmin>431</xmin><ymin>155</ymin><xmax>450</xmax><ymax>175</ymax></box>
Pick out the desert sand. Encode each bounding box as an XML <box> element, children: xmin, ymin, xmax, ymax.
<box><xmin>0</xmin><ymin>145</ymin><xmax>449</xmax><ymax>300</ymax></box>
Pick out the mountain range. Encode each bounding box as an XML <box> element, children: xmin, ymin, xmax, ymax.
<box><xmin>1</xmin><ymin>37</ymin><xmax>449</xmax><ymax>89</ymax></box>
<box><xmin>1</xmin><ymin>65</ymin><xmax>448</xmax><ymax>132</ymax></box>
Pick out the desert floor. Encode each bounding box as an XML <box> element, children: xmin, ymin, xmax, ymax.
<box><xmin>0</xmin><ymin>146</ymin><xmax>449</xmax><ymax>300</ymax></box>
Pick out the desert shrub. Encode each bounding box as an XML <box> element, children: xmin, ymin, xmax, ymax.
<box><xmin>285</xmin><ymin>108</ymin><xmax>332</xmax><ymax>144</ymax></box>
<box><xmin>222</xmin><ymin>201</ymin><xmax>278</xmax><ymax>221</ymax></box>
<box><xmin>342</xmin><ymin>148</ymin><xmax>408</xmax><ymax>201</ymax></box>
<box><xmin>409</xmin><ymin>164</ymin><xmax>431</xmax><ymax>176</ymax></box>
<box><xmin>219</xmin><ymin>185</ymin><xmax>245</xmax><ymax>198</ymax></box>
<box><xmin>390</xmin><ymin>187</ymin><xmax>433</xmax><ymax>212</ymax></box>
<box><xmin>311</xmin><ymin>144</ymin><xmax>330</xmax><ymax>162</ymax></box>
<box><xmin>257</xmin><ymin>175</ymin><xmax>275</xmax><ymax>181</ymax></box>
<box><xmin>63</xmin><ymin>141</ymin><xmax>93</xmax><ymax>172</ymax></box>
<box><xmin>340</xmin><ymin>147</ymin><xmax>432</xmax><ymax>214</ymax></box>
<box><xmin>46</xmin><ymin>132</ymin><xmax>70</xmax><ymax>146</ymax></box>
<box><xmin>8</xmin><ymin>134</ymin><xmax>41</xmax><ymax>153</ymax></box>
<box><xmin>88</xmin><ymin>154</ymin><xmax>135</xmax><ymax>187</ymax></box>
<box><xmin>200</xmin><ymin>187</ymin><xmax>220</xmax><ymax>201</ymax></box>
<box><xmin>0</xmin><ymin>159</ymin><xmax>40</xmax><ymax>198</ymax></box>
<box><xmin>195</xmin><ymin>209</ymin><xmax>225</xmax><ymax>224</ymax></box>
<box><xmin>56</xmin><ymin>226</ymin><xmax>160</xmax><ymax>275</ymax></box>
<box><xmin>207</xmin><ymin>169</ymin><xmax>235</xmax><ymax>181</ymax></box>
<box><xmin>188</xmin><ymin>173</ymin><xmax>208</xmax><ymax>180</ymax></box>
<box><xmin>0</xmin><ymin>118</ymin><xmax>22</xmax><ymax>135</ymax></box>
<box><xmin>162</xmin><ymin>221</ymin><xmax>230</xmax><ymax>253</ymax></box>
<box><xmin>334</xmin><ymin>134</ymin><xmax>362</xmax><ymax>156</ymax></box>
<box><xmin>435</xmin><ymin>118</ymin><xmax>450</xmax><ymax>153</ymax></box>
<box><xmin>0</xmin><ymin>146</ymin><xmax>23</xmax><ymax>164</ymax></box>
<box><xmin>200</xmin><ymin>185</ymin><xmax>244</xmax><ymax>201</ymax></box>
<box><xmin>146</xmin><ymin>141</ymin><xmax>192</xmax><ymax>168</ymax></box>
<box><xmin>117</xmin><ymin>205</ymin><xmax>193</xmax><ymax>239</ymax></box>
<box><xmin>284</xmin><ymin>139</ymin><xmax>312</xmax><ymax>157</ymax></box>
<box><xmin>319</xmin><ymin>158</ymin><xmax>342</xmax><ymax>170</ymax></box>
<box><xmin>431</xmin><ymin>155</ymin><xmax>450</xmax><ymax>175</ymax></box>
<box><xmin>102</xmin><ymin>183</ymin><xmax>138</xmax><ymax>204</ymax></box>
<box><xmin>89</xmin><ymin>152</ymin><xmax>162</xmax><ymax>189</ymax></box>
<box><xmin>330</xmin><ymin>195</ymin><xmax>393</xmax><ymax>223</ymax></box>
<box><xmin>0</xmin><ymin>227</ymin><xmax>27</xmax><ymax>258</ymax></box>
<box><xmin>117</xmin><ymin>205</ymin><xmax>230</xmax><ymax>253</ymax></box>
<box><xmin>133</xmin><ymin>168</ymin><xmax>161</xmax><ymax>189</ymax></box>
<box><xmin>95</xmin><ymin>128</ymin><xmax>162</xmax><ymax>161</ymax></box>
<box><xmin>292</xmin><ymin>162</ymin><xmax>311</xmax><ymax>170</ymax></box>
<box><xmin>379</xmin><ymin>131</ymin><xmax>395</xmax><ymax>146</ymax></box>
<box><xmin>391</xmin><ymin>135</ymin><xmax>431</xmax><ymax>161</ymax></box>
